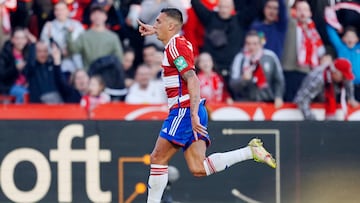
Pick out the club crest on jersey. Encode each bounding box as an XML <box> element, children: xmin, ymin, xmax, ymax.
<box><xmin>174</xmin><ymin>56</ymin><xmax>188</xmax><ymax>71</ymax></box>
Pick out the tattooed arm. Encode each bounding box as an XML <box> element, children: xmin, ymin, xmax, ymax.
<box><xmin>183</xmin><ymin>70</ymin><xmax>208</xmax><ymax>136</ymax></box>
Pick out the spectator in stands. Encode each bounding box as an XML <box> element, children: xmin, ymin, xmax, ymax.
<box><xmin>88</xmin><ymin>54</ymin><xmax>127</xmax><ymax>101</ymax></box>
<box><xmin>282</xmin><ymin>0</ymin><xmax>326</xmax><ymax>102</ymax></box>
<box><xmin>67</xmin><ymin>4</ymin><xmax>124</xmax><ymax>70</ymax></box>
<box><xmin>0</xmin><ymin>27</ymin><xmax>35</xmax><ymax>103</ymax></box>
<box><xmin>303</xmin><ymin>0</ymin><xmax>330</xmax><ymax>53</ymax></box>
<box><xmin>143</xmin><ymin>43</ymin><xmax>160</xmax><ymax>67</ymax></box>
<box><xmin>183</xmin><ymin>0</ymin><xmax>218</xmax><ymax>57</ymax></box>
<box><xmin>62</xmin><ymin>69</ymin><xmax>89</xmax><ymax>103</ymax></box>
<box><xmin>150</xmin><ymin>51</ymin><xmax>164</xmax><ymax>80</ymax></box>
<box><xmin>119</xmin><ymin>0</ymin><xmax>144</xmax><ymax>69</ymax></box>
<box><xmin>294</xmin><ymin>57</ymin><xmax>358</xmax><ymax>120</ymax></box>
<box><xmin>83</xmin><ymin>0</ymin><xmax>122</xmax><ymax>33</ymax></box>
<box><xmin>142</xmin><ymin>43</ymin><xmax>163</xmax><ymax>79</ymax></box>
<box><xmin>125</xmin><ymin>64</ymin><xmax>167</xmax><ymax>104</ymax></box>
<box><xmin>24</xmin><ymin>42</ymin><xmax>65</xmax><ymax>104</ymax></box>
<box><xmin>191</xmin><ymin>0</ymin><xmax>260</xmax><ymax>84</ymax></box>
<box><xmin>196</xmin><ymin>52</ymin><xmax>233</xmax><ymax>104</ymax></box>
<box><xmin>29</xmin><ymin>0</ymin><xmax>55</xmax><ymax>38</ymax></box>
<box><xmin>138</xmin><ymin>0</ymin><xmax>186</xmax><ymax>49</ymax></box>
<box><xmin>62</xmin><ymin>0</ymin><xmax>92</xmax><ymax>23</ymax></box>
<box><xmin>40</xmin><ymin>1</ymin><xmax>84</xmax><ymax>76</ymax></box>
<box><xmin>325</xmin><ymin>4</ymin><xmax>360</xmax><ymax>101</ymax></box>
<box><xmin>123</xmin><ymin>47</ymin><xmax>136</xmax><ymax>88</ymax></box>
<box><xmin>80</xmin><ymin>74</ymin><xmax>110</xmax><ymax>111</ymax></box>
<box><xmin>229</xmin><ymin>30</ymin><xmax>285</xmax><ymax>108</ymax></box>
<box><xmin>250</xmin><ymin>0</ymin><xmax>288</xmax><ymax>59</ymax></box>
<box><xmin>0</xmin><ymin>0</ymin><xmax>16</xmax><ymax>49</ymax></box>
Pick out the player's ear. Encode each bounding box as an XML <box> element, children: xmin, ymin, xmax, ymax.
<box><xmin>168</xmin><ymin>22</ymin><xmax>175</xmax><ymax>31</ymax></box>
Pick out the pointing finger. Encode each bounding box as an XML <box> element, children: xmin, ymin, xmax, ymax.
<box><xmin>137</xmin><ymin>19</ymin><xmax>145</xmax><ymax>26</ymax></box>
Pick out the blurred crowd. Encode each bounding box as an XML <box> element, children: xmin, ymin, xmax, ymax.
<box><xmin>0</xmin><ymin>0</ymin><xmax>359</xmax><ymax>120</ymax></box>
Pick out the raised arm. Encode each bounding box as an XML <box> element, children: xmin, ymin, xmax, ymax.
<box><xmin>326</xmin><ymin>24</ymin><xmax>346</xmax><ymax>51</ymax></box>
<box><xmin>191</xmin><ymin>0</ymin><xmax>213</xmax><ymax>26</ymax></box>
<box><xmin>277</xmin><ymin>0</ymin><xmax>288</xmax><ymax>30</ymax></box>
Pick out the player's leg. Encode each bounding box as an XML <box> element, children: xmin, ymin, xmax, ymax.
<box><xmin>183</xmin><ymin>140</ymin><xmax>207</xmax><ymax>176</ymax></box>
<box><xmin>147</xmin><ymin>136</ymin><xmax>179</xmax><ymax>203</ymax></box>
<box><xmin>183</xmin><ymin>99</ymin><xmax>255</xmax><ymax>176</ymax></box>
<box><xmin>184</xmin><ymin>138</ymin><xmax>277</xmax><ymax>177</ymax></box>
<box><xmin>184</xmin><ymin>138</ymin><xmax>256</xmax><ymax>176</ymax></box>
<box><xmin>183</xmin><ymin>99</ymin><xmax>276</xmax><ymax>177</ymax></box>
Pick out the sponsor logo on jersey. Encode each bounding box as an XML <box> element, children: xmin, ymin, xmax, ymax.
<box><xmin>174</xmin><ymin>56</ymin><xmax>188</xmax><ymax>72</ymax></box>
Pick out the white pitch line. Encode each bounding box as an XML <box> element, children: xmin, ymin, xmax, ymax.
<box><xmin>231</xmin><ymin>188</ymin><xmax>262</xmax><ymax>203</ymax></box>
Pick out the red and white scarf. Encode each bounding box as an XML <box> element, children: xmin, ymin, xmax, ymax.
<box><xmin>0</xmin><ymin>0</ymin><xmax>16</xmax><ymax>34</ymax></box>
<box><xmin>323</xmin><ymin>66</ymin><xmax>347</xmax><ymax>117</ymax></box>
<box><xmin>296</xmin><ymin>19</ymin><xmax>325</xmax><ymax>68</ymax></box>
<box><xmin>325</xmin><ymin>2</ymin><xmax>360</xmax><ymax>31</ymax></box>
<box><xmin>243</xmin><ymin>49</ymin><xmax>268</xmax><ymax>89</ymax></box>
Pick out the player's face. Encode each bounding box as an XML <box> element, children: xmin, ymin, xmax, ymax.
<box><xmin>154</xmin><ymin>13</ymin><xmax>169</xmax><ymax>41</ymax></box>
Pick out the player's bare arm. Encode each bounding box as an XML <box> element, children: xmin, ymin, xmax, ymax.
<box><xmin>137</xmin><ymin>19</ymin><xmax>156</xmax><ymax>36</ymax></box>
<box><xmin>182</xmin><ymin>70</ymin><xmax>208</xmax><ymax>137</ymax></box>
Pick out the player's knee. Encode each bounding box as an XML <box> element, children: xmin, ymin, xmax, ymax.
<box><xmin>150</xmin><ymin>153</ymin><xmax>166</xmax><ymax>165</ymax></box>
<box><xmin>150</xmin><ymin>153</ymin><xmax>158</xmax><ymax>164</ymax></box>
<box><xmin>188</xmin><ymin>163</ymin><xmax>206</xmax><ymax>177</ymax></box>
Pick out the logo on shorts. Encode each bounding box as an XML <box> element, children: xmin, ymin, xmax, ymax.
<box><xmin>174</xmin><ymin>56</ymin><xmax>188</xmax><ymax>72</ymax></box>
<box><xmin>162</xmin><ymin>127</ymin><xmax>168</xmax><ymax>133</ymax></box>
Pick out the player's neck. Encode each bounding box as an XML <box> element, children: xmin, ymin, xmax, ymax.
<box><xmin>162</xmin><ymin>32</ymin><xmax>178</xmax><ymax>46</ymax></box>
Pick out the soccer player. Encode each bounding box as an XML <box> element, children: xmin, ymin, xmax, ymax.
<box><xmin>138</xmin><ymin>8</ymin><xmax>277</xmax><ymax>203</ymax></box>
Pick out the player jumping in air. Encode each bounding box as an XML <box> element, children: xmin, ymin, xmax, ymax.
<box><xmin>138</xmin><ymin>8</ymin><xmax>277</xmax><ymax>203</ymax></box>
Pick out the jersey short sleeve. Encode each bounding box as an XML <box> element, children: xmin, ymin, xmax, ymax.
<box><xmin>168</xmin><ymin>37</ymin><xmax>195</xmax><ymax>75</ymax></box>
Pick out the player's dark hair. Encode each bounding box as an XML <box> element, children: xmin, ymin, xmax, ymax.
<box><xmin>160</xmin><ymin>8</ymin><xmax>183</xmax><ymax>24</ymax></box>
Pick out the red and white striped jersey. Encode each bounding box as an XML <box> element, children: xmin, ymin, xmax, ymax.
<box><xmin>162</xmin><ymin>34</ymin><xmax>195</xmax><ymax>109</ymax></box>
